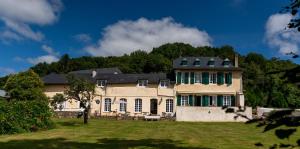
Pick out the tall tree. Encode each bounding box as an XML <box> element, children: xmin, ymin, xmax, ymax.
<box><xmin>64</xmin><ymin>74</ymin><xmax>95</xmax><ymax>124</ymax></box>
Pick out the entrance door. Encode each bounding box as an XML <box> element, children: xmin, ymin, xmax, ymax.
<box><xmin>150</xmin><ymin>99</ymin><xmax>158</xmax><ymax>115</ymax></box>
<box><xmin>195</xmin><ymin>96</ymin><xmax>202</xmax><ymax>106</ymax></box>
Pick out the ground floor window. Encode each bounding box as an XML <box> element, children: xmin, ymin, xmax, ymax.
<box><xmin>119</xmin><ymin>98</ymin><xmax>127</xmax><ymax>112</ymax></box>
<box><xmin>223</xmin><ymin>96</ymin><xmax>231</xmax><ymax>106</ymax></box>
<box><xmin>209</xmin><ymin>96</ymin><xmax>217</xmax><ymax>106</ymax></box>
<box><xmin>181</xmin><ymin>96</ymin><xmax>189</xmax><ymax>106</ymax></box>
<box><xmin>104</xmin><ymin>98</ymin><xmax>111</xmax><ymax>112</ymax></box>
<box><xmin>135</xmin><ymin>98</ymin><xmax>142</xmax><ymax>112</ymax></box>
<box><xmin>166</xmin><ymin>99</ymin><xmax>174</xmax><ymax>112</ymax></box>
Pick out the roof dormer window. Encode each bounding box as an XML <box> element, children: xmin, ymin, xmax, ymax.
<box><xmin>138</xmin><ymin>80</ymin><xmax>148</xmax><ymax>87</ymax></box>
<box><xmin>193</xmin><ymin>58</ymin><xmax>200</xmax><ymax>66</ymax></box>
<box><xmin>180</xmin><ymin>58</ymin><xmax>188</xmax><ymax>66</ymax></box>
<box><xmin>208</xmin><ymin>58</ymin><xmax>215</xmax><ymax>67</ymax></box>
<box><xmin>223</xmin><ymin>58</ymin><xmax>230</xmax><ymax>67</ymax></box>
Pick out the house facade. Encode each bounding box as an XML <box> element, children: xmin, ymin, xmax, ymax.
<box><xmin>43</xmin><ymin>56</ymin><xmax>252</xmax><ymax>121</ymax></box>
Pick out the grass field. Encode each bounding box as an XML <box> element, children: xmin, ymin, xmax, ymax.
<box><xmin>0</xmin><ymin>118</ymin><xmax>299</xmax><ymax>149</ymax></box>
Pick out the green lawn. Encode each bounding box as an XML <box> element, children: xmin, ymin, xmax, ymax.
<box><xmin>0</xmin><ymin>118</ymin><xmax>299</xmax><ymax>149</ymax></box>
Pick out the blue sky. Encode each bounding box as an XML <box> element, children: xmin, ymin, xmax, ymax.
<box><xmin>0</xmin><ymin>0</ymin><xmax>298</xmax><ymax>76</ymax></box>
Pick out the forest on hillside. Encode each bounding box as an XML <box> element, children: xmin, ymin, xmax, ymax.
<box><xmin>1</xmin><ymin>43</ymin><xmax>299</xmax><ymax>108</ymax></box>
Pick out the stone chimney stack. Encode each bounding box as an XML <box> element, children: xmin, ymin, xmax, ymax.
<box><xmin>234</xmin><ymin>54</ymin><xmax>238</xmax><ymax>67</ymax></box>
<box><xmin>92</xmin><ymin>70</ymin><xmax>97</xmax><ymax>78</ymax></box>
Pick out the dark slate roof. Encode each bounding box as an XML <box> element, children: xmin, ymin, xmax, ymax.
<box><xmin>42</xmin><ymin>73</ymin><xmax>68</xmax><ymax>85</ymax></box>
<box><xmin>173</xmin><ymin>57</ymin><xmax>241</xmax><ymax>70</ymax></box>
<box><xmin>69</xmin><ymin>67</ymin><xmax>122</xmax><ymax>75</ymax></box>
<box><xmin>95</xmin><ymin>73</ymin><xmax>167</xmax><ymax>84</ymax></box>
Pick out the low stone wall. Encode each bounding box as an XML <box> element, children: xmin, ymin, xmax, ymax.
<box><xmin>54</xmin><ymin>111</ymin><xmax>82</xmax><ymax>118</ymax></box>
<box><xmin>176</xmin><ymin>106</ymin><xmax>252</xmax><ymax>122</ymax></box>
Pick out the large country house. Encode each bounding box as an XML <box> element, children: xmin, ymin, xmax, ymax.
<box><xmin>43</xmin><ymin>56</ymin><xmax>252</xmax><ymax>122</ymax></box>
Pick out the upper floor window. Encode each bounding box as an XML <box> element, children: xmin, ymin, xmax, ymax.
<box><xmin>223</xmin><ymin>58</ymin><xmax>230</xmax><ymax>67</ymax></box>
<box><xmin>160</xmin><ymin>80</ymin><xmax>169</xmax><ymax>88</ymax></box>
<box><xmin>195</xmin><ymin>72</ymin><xmax>202</xmax><ymax>83</ymax></box>
<box><xmin>97</xmin><ymin>80</ymin><xmax>107</xmax><ymax>87</ymax></box>
<box><xmin>209</xmin><ymin>73</ymin><xmax>217</xmax><ymax>84</ymax></box>
<box><xmin>138</xmin><ymin>80</ymin><xmax>148</xmax><ymax>87</ymax></box>
<box><xmin>209</xmin><ymin>96</ymin><xmax>217</xmax><ymax>106</ymax></box>
<box><xmin>208</xmin><ymin>58</ymin><xmax>215</xmax><ymax>67</ymax></box>
<box><xmin>193</xmin><ymin>58</ymin><xmax>200</xmax><ymax>66</ymax></box>
<box><xmin>180</xmin><ymin>58</ymin><xmax>188</xmax><ymax>66</ymax></box>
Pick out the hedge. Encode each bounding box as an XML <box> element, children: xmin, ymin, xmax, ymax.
<box><xmin>0</xmin><ymin>100</ymin><xmax>54</xmax><ymax>134</ymax></box>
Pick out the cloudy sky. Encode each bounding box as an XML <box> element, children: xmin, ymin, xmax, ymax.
<box><xmin>0</xmin><ymin>0</ymin><xmax>297</xmax><ymax>76</ymax></box>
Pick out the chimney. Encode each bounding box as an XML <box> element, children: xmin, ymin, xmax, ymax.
<box><xmin>92</xmin><ymin>70</ymin><xmax>97</xmax><ymax>78</ymax></box>
<box><xmin>234</xmin><ymin>54</ymin><xmax>238</xmax><ymax>67</ymax></box>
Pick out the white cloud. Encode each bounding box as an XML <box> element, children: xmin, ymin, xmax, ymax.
<box><xmin>265</xmin><ymin>13</ymin><xmax>300</xmax><ymax>54</ymax></box>
<box><xmin>15</xmin><ymin>45</ymin><xmax>60</xmax><ymax>65</ymax></box>
<box><xmin>27</xmin><ymin>55</ymin><xmax>59</xmax><ymax>65</ymax></box>
<box><xmin>85</xmin><ymin>17</ymin><xmax>212</xmax><ymax>56</ymax></box>
<box><xmin>42</xmin><ymin>45</ymin><xmax>59</xmax><ymax>56</ymax></box>
<box><xmin>0</xmin><ymin>0</ymin><xmax>63</xmax><ymax>42</ymax></box>
<box><xmin>0</xmin><ymin>67</ymin><xmax>15</xmax><ymax>77</ymax></box>
<box><xmin>74</xmin><ymin>33</ymin><xmax>92</xmax><ymax>43</ymax></box>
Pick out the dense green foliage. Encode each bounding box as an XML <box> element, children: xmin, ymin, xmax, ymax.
<box><xmin>0</xmin><ymin>100</ymin><xmax>54</xmax><ymax>134</ymax></box>
<box><xmin>4</xmin><ymin>70</ymin><xmax>47</xmax><ymax>101</ymax></box>
<box><xmin>0</xmin><ymin>70</ymin><xmax>53</xmax><ymax>134</ymax></box>
<box><xmin>2</xmin><ymin>43</ymin><xmax>299</xmax><ymax>108</ymax></box>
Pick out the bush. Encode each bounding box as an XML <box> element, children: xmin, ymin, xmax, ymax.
<box><xmin>0</xmin><ymin>100</ymin><xmax>54</xmax><ymax>134</ymax></box>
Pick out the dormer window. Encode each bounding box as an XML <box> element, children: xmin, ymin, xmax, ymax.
<box><xmin>138</xmin><ymin>80</ymin><xmax>148</xmax><ymax>87</ymax></box>
<box><xmin>180</xmin><ymin>58</ymin><xmax>188</xmax><ymax>66</ymax></box>
<box><xmin>97</xmin><ymin>80</ymin><xmax>107</xmax><ymax>87</ymax></box>
<box><xmin>160</xmin><ymin>80</ymin><xmax>170</xmax><ymax>88</ymax></box>
<box><xmin>223</xmin><ymin>58</ymin><xmax>230</xmax><ymax>67</ymax></box>
<box><xmin>208</xmin><ymin>58</ymin><xmax>215</xmax><ymax>67</ymax></box>
<box><xmin>193</xmin><ymin>58</ymin><xmax>200</xmax><ymax>66</ymax></box>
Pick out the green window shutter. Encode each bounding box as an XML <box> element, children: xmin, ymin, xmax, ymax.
<box><xmin>231</xmin><ymin>95</ymin><xmax>236</xmax><ymax>106</ymax></box>
<box><xmin>190</xmin><ymin>72</ymin><xmax>195</xmax><ymax>84</ymax></box>
<box><xmin>217</xmin><ymin>95</ymin><xmax>223</xmax><ymax>106</ymax></box>
<box><xmin>176</xmin><ymin>72</ymin><xmax>182</xmax><ymax>84</ymax></box>
<box><xmin>177</xmin><ymin>95</ymin><xmax>181</xmax><ymax>106</ymax></box>
<box><xmin>184</xmin><ymin>72</ymin><xmax>189</xmax><ymax>84</ymax></box>
<box><xmin>189</xmin><ymin>95</ymin><xmax>194</xmax><ymax>106</ymax></box>
<box><xmin>217</xmin><ymin>72</ymin><xmax>224</xmax><ymax>85</ymax></box>
<box><xmin>202</xmin><ymin>72</ymin><xmax>209</xmax><ymax>85</ymax></box>
<box><xmin>203</xmin><ymin>95</ymin><xmax>209</xmax><ymax>107</ymax></box>
<box><xmin>228</xmin><ymin>72</ymin><xmax>232</xmax><ymax>85</ymax></box>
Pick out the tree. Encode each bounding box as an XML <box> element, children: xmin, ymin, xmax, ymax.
<box><xmin>64</xmin><ymin>74</ymin><xmax>95</xmax><ymax>124</ymax></box>
<box><xmin>4</xmin><ymin>69</ymin><xmax>47</xmax><ymax>101</ymax></box>
<box><xmin>50</xmin><ymin>93</ymin><xmax>66</xmax><ymax>111</ymax></box>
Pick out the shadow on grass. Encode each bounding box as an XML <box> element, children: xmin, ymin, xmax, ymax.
<box><xmin>56</xmin><ymin>121</ymin><xmax>83</xmax><ymax>127</ymax></box>
<box><xmin>0</xmin><ymin>138</ymin><xmax>211</xmax><ymax>149</ymax></box>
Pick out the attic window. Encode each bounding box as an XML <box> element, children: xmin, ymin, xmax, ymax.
<box><xmin>97</xmin><ymin>80</ymin><xmax>107</xmax><ymax>87</ymax></box>
<box><xmin>138</xmin><ymin>80</ymin><xmax>148</xmax><ymax>87</ymax></box>
<box><xmin>208</xmin><ymin>58</ymin><xmax>215</xmax><ymax>67</ymax></box>
<box><xmin>180</xmin><ymin>58</ymin><xmax>188</xmax><ymax>66</ymax></box>
<box><xmin>193</xmin><ymin>58</ymin><xmax>200</xmax><ymax>66</ymax></box>
<box><xmin>223</xmin><ymin>58</ymin><xmax>230</xmax><ymax>67</ymax></box>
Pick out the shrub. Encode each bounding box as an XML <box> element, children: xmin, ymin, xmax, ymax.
<box><xmin>0</xmin><ymin>100</ymin><xmax>54</xmax><ymax>134</ymax></box>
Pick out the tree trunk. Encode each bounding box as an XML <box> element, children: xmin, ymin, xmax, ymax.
<box><xmin>83</xmin><ymin>108</ymin><xmax>88</xmax><ymax>124</ymax></box>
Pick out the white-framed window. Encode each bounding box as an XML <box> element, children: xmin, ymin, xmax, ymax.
<box><xmin>135</xmin><ymin>98</ymin><xmax>142</xmax><ymax>112</ymax></box>
<box><xmin>104</xmin><ymin>98</ymin><xmax>111</xmax><ymax>112</ymax></box>
<box><xmin>181</xmin><ymin>72</ymin><xmax>189</xmax><ymax>84</ymax></box>
<box><xmin>160</xmin><ymin>80</ymin><xmax>169</xmax><ymax>88</ymax></box>
<box><xmin>166</xmin><ymin>99</ymin><xmax>174</xmax><ymax>112</ymax></box>
<box><xmin>181</xmin><ymin>96</ymin><xmax>189</xmax><ymax>106</ymax></box>
<box><xmin>138</xmin><ymin>80</ymin><xmax>148</xmax><ymax>87</ymax></box>
<box><xmin>195</xmin><ymin>72</ymin><xmax>202</xmax><ymax>83</ymax></box>
<box><xmin>119</xmin><ymin>98</ymin><xmax>127</xmax><ymax>112</ymax></box>
<box><xmin>223</xmin><ymin>96</ymin><xmax>231</xmax><ymax>106</ymax></box>
<box><xmin>97</xmin><ymin>80</ymin><xmax>107</xmax><ymax>87</ymax></box>
<box><xmin>209</xmin><ymin>96</ymin><xmax>217</xmax><ymax>106</ymax></box>
<box><xmin>209</xmin><ymin>73</ymin><xmax>217</xmax><ymax>84</ymax></box>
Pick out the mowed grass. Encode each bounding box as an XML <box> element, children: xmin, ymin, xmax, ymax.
<box><xmin>0</xmin><ymin>118</ymin><xmax>299</xmax><ymax>149</ymax></box>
